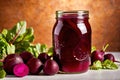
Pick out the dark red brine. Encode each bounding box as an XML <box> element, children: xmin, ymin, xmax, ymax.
<box><xmin>53</xmin><ymin>10</ymin><xmax>91</xmax><ymax>73</ymax></box>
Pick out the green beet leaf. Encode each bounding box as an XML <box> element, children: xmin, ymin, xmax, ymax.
<box><xmin>21</xmin><ymin>27</ymin><xmax>34</xmax><ymax>42</ymax></box>
<box><xmin>6</xmin><ymin>21</ymin><xmax>27</xmax><ymax>44</ymax></box>
<box><xmin>15</xmin><ymin>41</ymin><xmax>30</xmax><ymax>53</ymax></box>
<box><xmin>90</xmin><ymin>60</ymin><xmax>102</xmax><ymax>70</ymax></box>
<box><xmin>0</xmin><ymin>34</ymin><xmax>11</xmax><ymax>57</ymax></box>
<box><xmin>102</xmin><ymin>59</ymin><xmax>118</xmax><ymax>69</ymax></box>
<box><xmin>0</xmin><ymin>21</ymin><xmax>29</xmax><ymax>57</ymax></box>
<box><xmin>0</xmin><ymin>47</ymin><xmax>6</xmax><ymax>59</ymax></box>
<box><xmin>32</xmin><ymin>43</ymin><xmax>41</xmax><ymax>57</ymax></box>
<box><xmin>40</xmin><ymin>44</ymin><xmax>47</xmax><ymax>53</ymax></box>
<box><xmin>1</xmin><ymin>29</ymin><xmax>8</xmax><ymax>39</ymax></box>
<box><xmin>91</xmin><ymin>46</ymin><xmax>96</xmax><ymax>53</ymax></box>
<box><xmin>0</xmin><ymin>69</ymin><xmax>6</xmax><ymax>79</ymax></box>
<box><xmin>6</xmin><ymin>44</ymin><xmax>15</xmax><ymax>55</ymax></box>
<box><xmin>26</xmin><ymin>44</ymin><xmax>53</xmax><ymax>58</ymax></box>
<box><xmin>26</xmin><ymin>43</ymin><xmax>41</xmax><ymax>58</ymax></box>
<box><xmin>47</xmin><ymin>47</ymin><xmax>53</xmax><ymax>56</ymax></box>
<box><xmin>0</xmin><ymin>21</ymin><xmax>53</xmax><ymax>59</ymax></box>
<box><xmin>15</xmin><ymin>27</ymin><xmax>34</xmax><ymax>43</ymax></box>
<box><xmin>0</xmin><ymin>62</ymin><xmax>3</xmax><ymax>67</ymax></box>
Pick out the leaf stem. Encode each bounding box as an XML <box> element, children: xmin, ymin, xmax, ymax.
<box><xmin>102</xmin><ymin>44</ymin><xmax>109</xmax><ymax>52</ymax></box>
<box><xmin>115</xmin><ymin>60</ymin><xmax>120</xmax><ymax>63</ymax></box>
<box><xmin>10</xmin><ymin>27</ymin><xmax>22</xmax><ymax>44</ymax></box>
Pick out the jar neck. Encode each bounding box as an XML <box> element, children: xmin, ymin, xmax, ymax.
<box><xmin>56</xmin><ymin>10</ymin><xmax>89</xmax><ymax>19</ymax></box>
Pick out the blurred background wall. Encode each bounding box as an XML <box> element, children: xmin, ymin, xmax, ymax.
<box><xmin>0</xmin><ymin>0</ymin><xmax>120</xmax><ymax>51</ymax></box>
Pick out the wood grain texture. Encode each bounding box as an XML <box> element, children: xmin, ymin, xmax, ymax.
<box><xmin>0</xmin><ymin>0</ymin><xmax>120</xmax><ymax>51</ymax></box>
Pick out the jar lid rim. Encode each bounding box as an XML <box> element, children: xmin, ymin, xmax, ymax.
<box><xmin>56</xmin><ymin>10</ymin><xmax>89</xmax><ymax>14</ymax></box>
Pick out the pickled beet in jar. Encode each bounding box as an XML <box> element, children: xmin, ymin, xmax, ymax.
<box><xmin>52</xmin><ymin>10</ymin><xmax>91</xmax><ymax>73</ymax></box>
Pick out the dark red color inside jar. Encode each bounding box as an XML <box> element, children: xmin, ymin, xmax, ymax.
<box><xmin>53</xmin><ymin>10</ymin><xmax>91</xmax><ymax>73</ymax></box>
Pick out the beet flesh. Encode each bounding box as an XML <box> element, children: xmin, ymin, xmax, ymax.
<box><xmin>13</xmin><ymin>63</ymin><xmax>29</xmax><ymax>77</ymax></box>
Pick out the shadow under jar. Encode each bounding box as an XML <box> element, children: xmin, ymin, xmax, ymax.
<box><xmin>53</xmin><ymin>10</ymin><xmax>91</xmax><ymax>73</ymax></box>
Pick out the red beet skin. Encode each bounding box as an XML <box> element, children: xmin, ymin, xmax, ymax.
<box><xmin>27</xmin><ymin>58</ymin><xmax>43</xmax><ymax>74</ymax></box>
<box><xmin>13</xmin><ymin>63</ymin><xmax>29</xmax><ymax>77</ymax></box>
<box><xmin>91</xmin><ymin>50</ymin><xmax>104</xmax><ymax>63</ymax></box>
<box><xmin>20</xmin><ymin>51</ymin><xmax>34</xmax><ymax>63</ymax></box>
<box><xmin>43</xmin><ymin>59</ymin><xmax>59</xmax><ymax>75</ymax></box>
<box><xmin>3</xmin><ymin>54</ymin><xmax>24</xmax><ymax>74</ymax></box>
<box><xmin>38</xmin><ymin>53</ymin><xmax>51</xmax><ymax>63</ymax></box>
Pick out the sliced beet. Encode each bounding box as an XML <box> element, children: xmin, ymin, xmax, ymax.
<box><xmin>13</xmin><ymin>63</ymin><xmax>29</xmax><ymax>77</ymax></box>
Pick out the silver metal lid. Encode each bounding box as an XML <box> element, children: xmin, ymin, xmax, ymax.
<box><xmin>56</xmin><ymin>10</ymin><xmax>89</xmax><ymax>18</ymax></box>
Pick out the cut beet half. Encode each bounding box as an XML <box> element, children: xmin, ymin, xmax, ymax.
<box><xmin>13</xmin><ymin>63</ymin><xmax>29</xmax><ymax>77</ymax></box>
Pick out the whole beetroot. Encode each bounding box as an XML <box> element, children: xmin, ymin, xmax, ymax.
<box><xmin>20</xmin><ymin>51</ymin><xmax>33</xmax><ymax>63</ymax></box>
<box><xmin>43</xmin><ymin>59</ymin><xmax>59</xmax><ymax>75</ymax></box>
<box><xmin>3</xmin><ymin>54</ymin><xmax>23</xmax><ymax>74</ymax></box>
<box><xmin>27</xmin><ymin>58</ymin><xmax>43</xmax><ymax>74</ymax></box>
<box><xmin>91</xmin><ymin>50</ymin><xmax>104</xmax><ymax>64</ymax></box>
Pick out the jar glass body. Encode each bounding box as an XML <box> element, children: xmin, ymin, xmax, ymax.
<box><xmin>52</xmin><ymin>10</ymin><xmax>91</xmax><ymax>73</ymax></box>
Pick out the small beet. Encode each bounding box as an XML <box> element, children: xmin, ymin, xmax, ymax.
<box><xmin>38</xmin><ymin>53</ymin><xmax>51</xmax><ymax>63</ymax></box>
<box><xmin>43</xmin><ymin>59</ymin><xmax>59</xmax><ymax>75</ymax></box>
<box><xmin>27</xmin><ymin>58</ymin><xmax>43</xmax><ymax>74</ymax></box>
<box><xmin>104</xmin><ymin>53</ymin><xmax>120</xmax><ymax>63</ymax></box>
<box><xmin>104</xmin><ymin>54</ymin><xmax>115</xmax><ymax>62</ymax></box>
<box><xmin>13</xmin><ymin>63</ymin><xmax>29</xmax><ymax>77</ymax></box>
<box><xmin>91</xmin><ymin>50</ymin><xmax>104</xmax><ymax>63</ymax></box>
<box><xmin>20</xmin><ymin>51</ymin><xmax>33</xmax><ymax>63</ymax></box>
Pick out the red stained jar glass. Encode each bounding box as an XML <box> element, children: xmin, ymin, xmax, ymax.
<box><xmin>52</xmin><ymin>10</ymin><xmax>91</xmax><ymax>73</ymax></box>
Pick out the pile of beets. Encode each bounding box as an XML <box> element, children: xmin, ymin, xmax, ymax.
<box><xmin>3</xmin><ymin>51</ymin><xmax>59</xmax><ymax>77</ymax></box>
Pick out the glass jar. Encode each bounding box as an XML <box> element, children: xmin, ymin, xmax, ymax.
<box><xmin>52</xmin><ymin>10</ymin><xmax>91</xmax><ymax>73</ymax></box>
